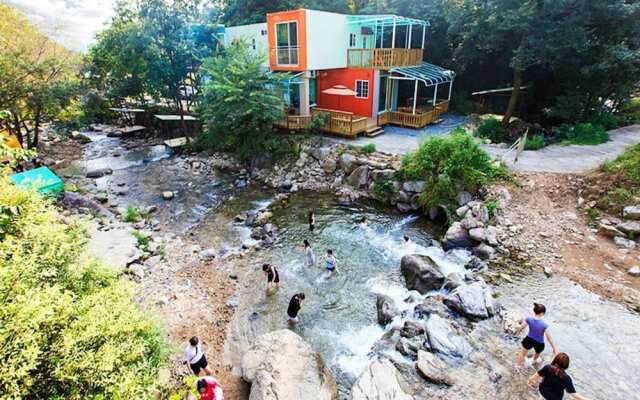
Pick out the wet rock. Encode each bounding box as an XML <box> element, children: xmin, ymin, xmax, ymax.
<box><xmin>400</xmin><ymin>254</ymin><xmax>445</xmax><ymax>294</ymax></box>
<box><xmin>339</xmin><ymin>153</ymin><xmax>358</xmax><ymax>173</ymax></box>
<box><xmin>350</xmin><ymin>358</ymin><xmax>412</xmax><ymax>400</ymax></box>
<box><xmin>622</xmin><ymin>206</ymin><xmax>640</xmax><ymax>220</ymax></box>
<box><xmin>597</xmin><ymin>223</ymin><xmax>624</xmax><ymax>238</ymax></box>
<box><xmin>234</xmin><ymin>214</ymin><xmax>246</xmax><ymax>223</ymax></box>
<box><xmin>396</xmin><ymin>202</ymin><xmax>412</xmax><ymax>213</ymax></box>
<box><xmin>628</xmin><ymin>266</ymin><xmax>640</xmax><ymax>277</ymax></box>
<box><xmin>402</xmin><ymin>180</ymin><xmax>425</xmax><ymax>193</ymax></box>
<box><xmin>416</xmin><ymin>350</ymin><xmax>455</xmax><ymax>386</ymax></box>
<box><xmin>86</xmin><ymin>168</ymin><xmax>113</xmax><ymax>178</ymax></box>
<box><xmin>473</xmin><ymin>243</ymin><xmax>496</xmax><ymax>260</ymax></box>
<box><xmin>414</xmin><ymin>297</ymin><xmax>450</xmax><ymax>319</ymax></box>
<box><xmin>347</xmin><ymin>165</ymin><xmax>369</xmax><ymax>188</ymax></box>
<box><xmin>161</xmin><ymin>191</ymin><xmax>174</xmax><ymax>200</ymax></box>
<box><xmin>614</xmin><ymin>236</ymin><xmax>636</xmax><ymax>249</ymax></box>
<box><xmin>617</xmin><ymin>221</ymin><xmax>640</xmax><ymax>235</ymax></box>
<box><xmin>443</xmin><ymin>272</ymin><xmax>464</xmax><ymax>290</ymax></box>
<box><xmin>376</xmin><ymin>294</ymin><xmax>399</xmax><ymax>325</ymax></box>
<box><xmin>456</xmin><ymin>191</ymin><xmax>473</xmax><ymax>206</ymax></box>
<box><xmin>395</xmin><ymin>337</ymin><xmax>421</xmax><ymax>359</ymax></box>
<box><xmin>241</xmin><ymin>330</ymin><xmax>337</xmax><ymax>400</ymax></box>
<box><xmin>425</xmin><ymin>314</ymin><xmax>471</xmax><ymax>359</ymax></box>
<box><xmin>400</xmin><ymin>320</ymin><xmax>425</xmax><ymax>338</ymax></box>
<box><xmin>444</xmin><ymin>281</ymin><xmax>496</xmax><ymax>319</ymax></box>
<box><xmin>442</xmin><ymin>222</ymin><xmax>474</xmax><ymax>250</ymax></box>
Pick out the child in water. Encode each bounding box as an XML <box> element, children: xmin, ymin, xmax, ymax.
<box><xmin>287</xmin><ymin>293</ymin><xmax>305</xmax><ymax>323</ymax></box>
<box><xmin>325</xmin><ymin>249</ymin><xmax>337</xmax><ymax>272</ymax></box>
<box><xmin>516</xmin><ymin>303</ymin><xmax>558</xmax><ymax>367</ymax></box>
<box><xmin>303</xmin><ymin>240</ymin><xmax>316</xmax><ymax>267</ymax></box>
<box><xmin>262</xmin><ymin>263</ymin><xmax>280</xmax><ymax>294</ymax></box>
<box><xmin>527</xmin><ymin>352</ymin><xmax>590</xmax><ymax>400</ymax></box>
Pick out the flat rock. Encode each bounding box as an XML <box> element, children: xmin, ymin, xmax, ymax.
<box><xmin>444</xmin><ymin>281</ymin><xmax>496</xmax><ymax>319</ymax></box>
<box><xmin>597</xmin><ymin>223</ymin><xmax>624</xmax><ymax>238</ymax></box>
<box><xmin>622</xmin><ymin>205</ymin><xmax>640</xmax><ymax>220</ymax></box>
<box><xmin>425</xmin><ymin>314</ymin><xmax>471</xmax><ymax>359</ymax></box>
<box><xmin>614</xmin><ymin>236</ymin><xmax>636</xmax><ymax>249</ymax></box>
<box><xmin>350</xmin><ymin>358</ymin><xmax>412</xmax><ymax>400</ymax></box>
<box><xmin>617</xmin><ymin>221</ymin><xmax>640</xmax><ymax>235</ymax></box>
<box><xmin>86</xmin><ymin>168</ymin><xmax>113</xmax><ymax>178</ymax></box>
<box><xmin>416</xmin><ymin>350</ymin><xmax>455</xmax><ymax>386</ymax></box>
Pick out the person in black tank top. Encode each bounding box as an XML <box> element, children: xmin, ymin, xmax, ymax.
<box><xmin>527</xmin><ymin>353</ymin><xmax>590</xmax><ymax>400</ymax></box>
<box><xmin>287</xmin><ymin>293</ymin><xmax>305</xmax><ymax>323</ymax></box>
<box><xmin>262</xmin><ymin>263</ymin><xmax>279</xmax><ymax>294</ymax></box>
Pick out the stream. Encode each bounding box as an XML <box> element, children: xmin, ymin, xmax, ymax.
<box><xmin>57</xmin><ymin>131</ymin><xmax>640</xmax><ymax>399</ymax></box>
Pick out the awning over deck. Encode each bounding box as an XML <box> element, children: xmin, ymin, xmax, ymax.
<box><xmin>390</xmin><ymin>62</ymin><xmax>455</xmax><ymax>87</ymax></box>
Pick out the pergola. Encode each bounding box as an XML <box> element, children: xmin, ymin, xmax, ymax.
<box><xmin>347</xmin><ymin>14</ymin><xmax>429</xmax><ymax>49</ymax></box>
<box><xmin>389</xmin><ymin>62</ymin><xmax>455</xmax><ymax>114</ymax></box>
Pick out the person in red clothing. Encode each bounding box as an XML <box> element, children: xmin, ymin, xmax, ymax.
<box><xmin>188</xmin><ymin>376</ymin><xmax>224</xmax><ymax>400</ymax></box>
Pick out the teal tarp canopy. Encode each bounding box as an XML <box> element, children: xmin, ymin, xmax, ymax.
<box><xmin>390</xmin><ymin>62</ymin><xmax>455</xmax><ymax>86</ymax></box>
<box><xmin>10</xmin><ymin>166</ymin><xmax>64</xmax><ymax>196</ymax></box>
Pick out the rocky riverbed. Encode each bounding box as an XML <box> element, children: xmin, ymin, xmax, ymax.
<box><xmin>37</xmin><ymin>125</ymin><xmax>640</xmax><ymax>399</ymax></box>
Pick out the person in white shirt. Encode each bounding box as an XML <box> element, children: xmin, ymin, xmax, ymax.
<box><xmin>184</xmin><ymin>336</ymin><xmax>212</xmax><ymax>376</ymax></box>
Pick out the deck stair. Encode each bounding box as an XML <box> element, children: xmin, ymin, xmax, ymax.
<box><xmin>365</xmin><ymin>126</ymin><xmax>385</xmax><ymax>137</ymax></box>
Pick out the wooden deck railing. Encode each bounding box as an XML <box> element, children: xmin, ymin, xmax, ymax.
<box><xmin>275</xmin><ymin>108</ymin><xmax>368</xmax><ymax>138</ymax></box>
<box><xmin>275</xmin><ymin>115</ymin><xmax>312</xmax><ymax>130</ymax></box>
<box><xmin>347</xmin><ymin>48</ymin><xmax>423</xmax><ymax>69</ymax></box>
<box><xmin>378</xmin><ymin>100</ymin><xmax>450</xmax><ymax>128</ymax></box>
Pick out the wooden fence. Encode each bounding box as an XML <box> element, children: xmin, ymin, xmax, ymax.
<box><xmin>347</xmin><ymin>48</ymin><xmax>423</xmax><ymax>69</ymax></box>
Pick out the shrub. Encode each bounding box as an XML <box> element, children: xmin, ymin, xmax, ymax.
<box><xmin>400</xmin><ymin>129</ymin><xmax>508</xmax><ymax>209</ymax></box>
<box><xmin>524</xmin><ymin>134</ymin><xmax>546</xmax><ymax>150</ymax></box>
<box><xmin>474</xmin><ymin>117</ymin><xmax>508</xmax><ymax>143</ymax></box>
<box><xmin>553</xmin><ymin>123</ymin><xmax>609</xmax><ymax>145</ymax></box>
<box><xmin>588</xmin><ymin>112</ymin><xmax>620</xmax><ymax>130</ymax></box>
<box><xmin>0</xmin><ymin>178</ymin><xmax>168</xmax><ymax>399</ymax></box>
<box><xmin>372</xmin><ymin>178</ymin><xmax>397</xmax><ymax>202</ymax></box>
<box><xmin>124</xmin><ymin>204</ymin><xmax>141</xmax><ymax>222</ymax></box>
<box><xmin>132</xmin><ymin>230</ymin><xmax>150</xmax><ymax>252</ymax></box>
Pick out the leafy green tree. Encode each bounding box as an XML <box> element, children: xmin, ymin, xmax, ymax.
<box><xmin>197</xmin><ymin>43</ymin><xmax>286</xmax><ymax>161</ymax></box>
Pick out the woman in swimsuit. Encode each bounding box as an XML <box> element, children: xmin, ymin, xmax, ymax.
<box><xmin>262</xmin><ymin>263</ymin><xmax>280</xmax><ymax>294</ymax></box>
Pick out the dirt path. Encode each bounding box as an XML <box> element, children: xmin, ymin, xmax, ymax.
<box><xmin>137</xmin><ymin>235</ymin><xmax>249</xmax><ymax>398</ymax></box>
<box><xmin>497</xmin><ymin>172</ymin><xmax>640</xmax><ymax>310</ymax></box>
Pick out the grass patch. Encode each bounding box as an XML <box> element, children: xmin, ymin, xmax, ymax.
<box><xmin>524</xmin><ymin>134</ymin><xmax>546</xmax><ymax>150</ymax></box>
<box><xmin>601</xmin><ymin>142</ymin><xmax>640</xmax><ymax>184</ymax></box>
<box><xmin>124</xmin><ymin>204</ymin><xmax>141</xmax><ymax>223</ymax></box>
<box><xmin>583</xmin><ymin>207</ymin><xmax>600</xmax><ymax>226</ymax></box>
<box><xmin>347</xmin><ymin>143</ymin><xmax>377</xmax><ymax>154</ymax></box>
<box><xmin>554</xmin><ymin>123</ymin><xmax>609</xmax><ymax>146</ymax></box>
<box><xmin>483</xmin><ymin>199</ymin><xmax>501</xmax><ymax>221</ymax></box>
<box><xmin>400</xmin><ymin>128</ymin><xmax>510</xmax><ymax>210</ymax></box>
<box><xmin>132</xmin><ymin>230</ymin><xmax>150</xmax><ymax>252</ymax></box>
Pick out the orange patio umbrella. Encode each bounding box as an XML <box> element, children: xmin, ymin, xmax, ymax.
<box><xmin>321</xmin><ymin>85</ymin><xmax>357</xmax><ymax>110</ymax></box>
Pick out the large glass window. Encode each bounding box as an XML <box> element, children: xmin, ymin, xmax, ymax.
<box><xmin>275</xmin><ymin>21</ymin><xmax>299</xmax><ymax>65</ymax></box>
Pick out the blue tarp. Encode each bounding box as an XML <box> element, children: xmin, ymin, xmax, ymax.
<box><xmin>10</xmin><ymin>166</ymin><xmax>64</xmax><ymax>197</ymax></box>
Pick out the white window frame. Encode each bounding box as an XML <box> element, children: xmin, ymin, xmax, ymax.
<box><xmin>355</xmin><ymin>79</ymin><xmax>369</xmax><ymax>99</ymax></box>
<box><xmin>275</xmin><ymin>21</ymin><xmax>299</xmax><ymax>66</ymax></box>
<box><xmin>349</xmin><ymin>33</ymin><xmax>356</xmax><ymax>47</ymax></box>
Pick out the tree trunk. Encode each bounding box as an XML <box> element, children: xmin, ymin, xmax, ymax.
<box><xmin>33</xmin><ymin>108</ymin><xmax>41</xmax><ymax>147</ymax></box>
<box><xmin>502</xmin><ymin>67</ymin><xmax>523</xmax><ymax>127</ymax></box>
<box><xmin>13</xmin><ymin>114</ymin><xmax>24</xmax><ymax>147</ymax></box>
<box><xmin>176</xmin><ymin>95</ymin><xmax>189</xmax><ymax>143</ymax></box>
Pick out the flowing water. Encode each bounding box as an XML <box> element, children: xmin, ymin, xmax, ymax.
<box><xmin>60</xmin><ymin>132</ymin><xmax>640</xmax><ymax>399</ymax></box>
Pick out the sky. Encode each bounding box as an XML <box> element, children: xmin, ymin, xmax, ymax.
<box><xmin>6</xmin><ymin>0</ymin><xmax>116</xmax><ymax>52</ymax></box>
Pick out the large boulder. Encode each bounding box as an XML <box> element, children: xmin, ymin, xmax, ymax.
<box><xmin>622</xmin><ymin>205</ymin><xmax>640</xmax><ymax>220</ymax></box>
<box><xmin>310</xmin><ymin>147</ymin><xmax>331</xmax><ymax>161</ymax></box>
<box><xmin>339</xmin><ymin>153</ymin><xmax>359</xmax><ymax>173</ymax></box>
<box><xmin>400</xmin><ymin>254</ymin><xmax>445</xmax><ymax>294</ymax></box>
<box><xmin>444</xmin><ymin>282</ymin><xmax>496</xmax><ymax>319</ymax></box>
<box><xmin>376</xmin><ymin>294</ymin><xmax>399</xmax><ymax>325</ymax></box>
<box><xmin>350</xmin><ymin>359</ymin><xmax>412</xmax><ymax>400</ymax></box>
<box><xmin>416</xmin><ymin>350</ymin><xmax>455</xmax><ymax>386</ymax></box>
<box><xmin>442</xmin><ymin>222</ymin><xmax>474</xmax><ymax>249</ymax></box>
<box><xmin>347</xmin><ymin>165</ymin><xmax>369</xmax><ymax>188</ymax></box>
<box><xmin>424</xmin><ymin>314</ymin><xmax>471</xmax><ymax>359</ymax></box>
<box><xmin>322</xmin><ymin>158</ymin><xmax>337</xmax><ymax>174</ymax></box>
<box><xmin>241</xmin><ymin>330</ymin><xmax>338</xmax><ymax>400</ymax></box>
<box><xmin>617</xmin><ymin>221</ymin><xmax>640</xmax><ymax>235</ymax></box>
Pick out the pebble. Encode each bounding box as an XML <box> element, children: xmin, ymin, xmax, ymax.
<box><xmin>628</xmin><ymin>266</ymin><xmax>640</xmax><ymax>277</ymax></box>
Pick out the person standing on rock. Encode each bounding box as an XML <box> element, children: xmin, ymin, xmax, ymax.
<box><xmin>324</xmin><ymin>249</ymin><xmax>337</xmax><ymax>272</ymax></box>
<box><xmin>184</xmin><ymin>336</ymin><xmax>212</xmax><ymax>376</ymax></box>
<box><xmin>308</xmin><ymin>211</ymin><xmax>315</xmax><ymax>232</ymax></box>
<box><xmin>527</xmin><ymin>352</ymin><xmax>589</xmax><ymax>400</ymax></box>
<box><xmin>303</xmin><ymin>240</ymin><xmax>316</xmax><ymax>267</ymax></box>
<box><xmin>262</xmin><ymin>263</ymin><xmax>280</xmax><ymax>294</ymax></box>
<box><xmin>187</xmin><ymin>376</ymin><xmax>224</xmax><ymax>400</ymax></box>
<box><xmin>515</xmin><ymin>303</ymin><xmax>558</xmax><ymax>367</ymax></box>
<box><xmin>287</xmin><ymin>292</ymin><xmax>305</xmax><ymax>323</ymax></box>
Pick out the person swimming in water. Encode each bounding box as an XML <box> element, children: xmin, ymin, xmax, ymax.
<box><xmin>403</xmin><ymin>235</ymin><xmax>411</xmax><ymax>245</ymax></box>
<box><xmin>325</xmin><ymin>249</ymin><xmax>337</xmax><ymax>272</ymax></box>
<box><xmin>359</xmin><ymin>216</ymin><xmax>368</xmax><ymax>228</ymax></box>
<box><xmin>262</xmin><ymin>263</ymin><xmax>280</xmax><ymax>294</ymax></box>
<box><xmin>527</xmin><ymin>352</ymin><xmax>590</xmax><ymax>400</ymax></box>
<box><xmin>303</xmin><ymin>240</ymin><xmax>316</xmax><ymax>267</ymax></box>
<box><xmin>308</xmin><ymin>211</ymin><xmax>315</xmax><ymax>232</ymax></box>
<box><xmin>515</xmin><ymin>303</ymin><xmax>558</xmax><ymax>367</ymax></box>
<box><xmin>287</xmin><ymin>292</ymin><xmax>305</xmax><ymax>323</ymax></box>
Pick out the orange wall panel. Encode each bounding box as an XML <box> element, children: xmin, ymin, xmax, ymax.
<box><xmin>316</xmin><ymin>68</ymin><xmax>375</xmax><ymax>117</ymax></box>
<box><xmin>267</xmin><ymin>9</ymin><xmax>307</xmax><ymax>71</ymax></box>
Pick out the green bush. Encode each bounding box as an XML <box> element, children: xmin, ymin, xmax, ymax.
<box><xmin>124</xmin><ymin>204</ymin><xmax>141</xmax><ymax>222</ymax></box>
<box><xmin>347</xmin><ymin>143</ymin><xmax>377</xmax><ymax>154</ymax></box>
<box><xmin>524</xmin><ymin>134</ymin><xmax>546</xmax><ymax>150</ymax></box>
<box><xmin>474</xmin><ymin>117</ymin><xmax>508</xmax><ymax>143</ymax></box>
<box><xmin>400</xmin><ymin>129</ymin><xmax>508</xmax><ymax>209</ymax></box>
<box><xmin>132</xmin><ymin>230</ymin><xmax>150</xmax><ymax>252</ymax></box>
<box><xmin>553</xmin><ymin>123</ymin><xmax>609</xmax><ymax>145</ymax></box>
<box><xmin>0</xmin><ymin>178</ymin><xmax>169</xmax><ymax>399</ymax></box>
<box><xmin>588</xmin><ymin>113</ymin><xmax>620</xmax><ymax>130</ymax></box>
<box><xmin>372</xmin><ymin>178</ymin><xmax>397</xmax><ymax>202</ymax></box>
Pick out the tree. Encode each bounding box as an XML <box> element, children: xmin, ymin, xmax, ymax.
<box><xmin>0</xmin><ymin>4</ymin><xmax>81</xmax><ymax>148</ymax></box>
<box><xmin>197</xmin><ymin>42</ymin><xmax>286</xmax><ymax>161</ymax></box>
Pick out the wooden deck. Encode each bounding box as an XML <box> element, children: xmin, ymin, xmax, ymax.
<box><xmin>347</xmin><ymin>48</ymin><xmax>423</xmax><ymax>69</ymax></box>
<box><xmin>275</xmin><ymin>107</ymin><xmax>368</xmax><ymax>138</ymax></box>
<box><xmin>378</xmin><ymin>100</ymin><xmax>450</xmax><ymax>129</ymax></box>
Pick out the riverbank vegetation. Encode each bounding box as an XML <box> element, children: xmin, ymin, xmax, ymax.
<box><xmin>0</xmin><ymin>140</ymin><xmax>168</xmax><ymax>398</ymax></box>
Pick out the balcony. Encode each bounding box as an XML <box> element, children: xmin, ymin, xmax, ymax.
<box><xmin>377</xmin><ymin>100</ymin><xmax>450</xmax><ymax>129</ymax></box>
<box><xmin>348</xmin><ymin>48</ymin><xmax>423</xmax><ymax>69</ymax></box>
